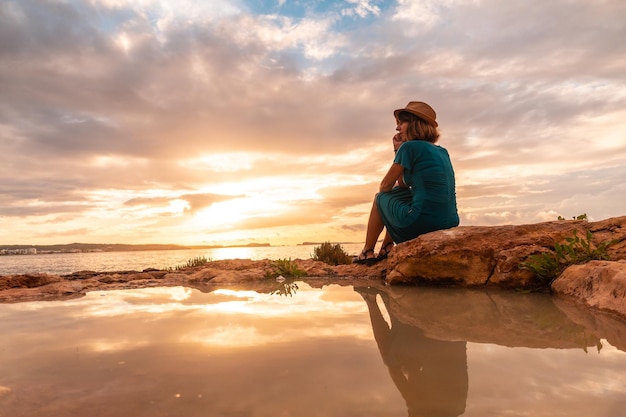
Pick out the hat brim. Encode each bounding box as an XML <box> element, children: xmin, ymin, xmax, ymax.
<box><xmin>394</xmin><ymin>108</ymin><xmax>438</xmax><ymax>127</ymax></box>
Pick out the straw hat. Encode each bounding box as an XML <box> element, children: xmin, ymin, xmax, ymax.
<box><xmin>393</xmin><ymin>101</ymin><xmax>438</xmax><ymax>127</ymax></box>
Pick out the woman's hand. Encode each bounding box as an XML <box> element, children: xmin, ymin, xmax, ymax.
<box><xmin>392</xmin><ymin>133</ymin><xmax>405</xmax><ymax>152</ymax></box>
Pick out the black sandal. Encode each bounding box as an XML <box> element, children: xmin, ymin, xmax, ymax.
<box><xmin>377</xmin><ymin>242</ymin><xmax>394</xmax><ymax>261</ymax></box>
<box><xmin>353</xmin><ymin>249</ymin><xmax>378</xmax><ymax>266</ymax></box>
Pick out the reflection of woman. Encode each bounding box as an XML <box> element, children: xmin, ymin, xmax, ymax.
<box><xmin>356</xmin><ymin>287</ymin><xmax>468</xmax><ymax>417</ymax></box>
<box><xmin>354</xmin><ymin>101</ymin><xmax>459</xmax><ymax>265</ymax></box>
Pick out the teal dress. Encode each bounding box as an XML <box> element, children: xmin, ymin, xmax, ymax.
<box><xmin>376</xmin><ymin>140</ymin><xmax>459</xmax><ymax>243</ymax></box>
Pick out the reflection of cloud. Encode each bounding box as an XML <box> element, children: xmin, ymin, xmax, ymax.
<box><xmin>183</xmin><ymin>323</ymin><xmax>371</xmax><ymax>348</ymax></box>
<box><xmin>56</xmin><ymin>283</ymin><xmax>367</xmax><ymax>318</ymax></box>
<box><xmin>78</xmin><ymin>284</ymin><xmax>372</xmax><ymax>349</ymax></box>
<box><xmin>466</xmin><ymin>342</ymin><xmax>626</xmax><ymax>416</ymax></box>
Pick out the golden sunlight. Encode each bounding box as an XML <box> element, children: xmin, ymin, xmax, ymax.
<box><xmin>180</xmin><ymin>152</ymin><xmax>264</xmax><ymax>172</ymax></box>
<box><xmin>189</xmin><ymin>196</ymin><xmax>285</xmax><ymax>230</ymax></box>
<box><xmin>210</xmin><ymin>246</ymin><xmax>255</xmax><ymax>259</ymax></box>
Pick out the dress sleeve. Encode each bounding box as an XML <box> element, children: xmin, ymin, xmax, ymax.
<box><xmin>393</xmin><ymin>141</ymin><xmax>421</xmax><ymax>170</ymax></box>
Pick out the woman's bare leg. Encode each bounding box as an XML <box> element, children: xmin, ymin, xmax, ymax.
<box><xmin>354</xmin><ymin>197</ymin><xmax>391</xmax><ymax>264</ymax></box>
<box><xmin>381</xmin><ymin>231</ymin><xmax>394</xmax><ymax>250</ymax></box>
<box><xmin>364</xmin><ymin>198</ymin><xmax>385</xmax><ymax>252</ymax></box>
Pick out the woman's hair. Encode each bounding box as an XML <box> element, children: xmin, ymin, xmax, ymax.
<box><xmin>398</xmin><ymin>112</ymin><xmax>440</xmax><ymax>143</ymax></box>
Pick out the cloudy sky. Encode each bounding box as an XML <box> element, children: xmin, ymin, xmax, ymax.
<box><xmin>1</xmin><ymin>0</ymin><xmax>625</xmax><ymax>247</ymax></box>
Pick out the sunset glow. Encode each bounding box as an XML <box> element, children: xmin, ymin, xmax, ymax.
<box><xmin>1</xmin><ymin>0</ymin><xmax>625</xmax><ymax>246</ymax></box>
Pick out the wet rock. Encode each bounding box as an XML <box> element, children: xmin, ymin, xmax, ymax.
<box><xmin>0</xmin><ymin>273</ymin><xmax>62</xmax><ymax>290</ymax></box>
<box><xmin>0</xmin><ymin>280</ymin><xmax>89</xmax><ymax>303</ymax></box>
<box><xmin>189</xmin><ymin>267</ymin><xmax>265</xmax><ymax>284</ymax></box>
<box><xmin>552</xmin><ymin>260</ymin><xmax>626</xmax><ymax>319</ymax></box>
<box><xmin>208</xmin><ymin>269</ymin><xmax>266</xmax><ymax>283</ymax></box>
<box><xmin>145</xmin><ymin>269</ymin><xmax>168</xmax><ymax>279</ymax></box>
<box><xmin>62</xmin><ymin>270</ymin><xmax>100</xmax><ymax>280</ymax></box>
<box><xmin>97</xmin><ymin>271</ymin><xmax>153</xmax><ymax>284</ymax></box>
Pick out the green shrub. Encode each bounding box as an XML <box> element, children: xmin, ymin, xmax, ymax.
<box><xmin>265</xmin><ymin>258</ymin><xmax>304</xmax><ymax>297</ymax></box>
<box><xmin>264</xmin><ymin>258</ymin><xmax>307</xmax><ymax>279</ymax></box>
<box><xmin>520</xmin><ymin>229</ymin><xmax>617</xmax><ymax>287</ymax></box>
<box><xmin>558</xmin><ymin>213</ymin><xmax>588</xmax><ymax>221</ymax></box>
<box><xmin>312</xmin><ymin>241</ymin><xmax>352</xmax><ymax>265</ymax></box>
<box><xmin>174</xmin><ymin>256</ymin><xmax>211</xmax><ymax>270</ymax></box>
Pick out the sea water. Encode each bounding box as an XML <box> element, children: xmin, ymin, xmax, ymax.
<box><xmin>0</xmin><ymin>243</ymin><xmax>365</xmax><ymax>275</ymax></box>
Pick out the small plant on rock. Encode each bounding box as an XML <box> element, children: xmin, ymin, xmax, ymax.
<box><xmin>264</xmin><ymin>258</ymin><xmax>307</xmax><ymax>279</ymax></box>
<box><xmin>520</xmin><ymin>229</ymin><xmax>617</xmax><ymax>287</ymax></box>
<box><xmin>558</xmin><ymin>213</ymin><xmax>588</xmax><ymax>221</ymax></box>
<box><xmin>164</xmin><ymin>256</ymin><xmax>211</xmax><ymax>271</ymax></box>
<box><xmin>312</xmin><ymin>241</ymin><xmax>352</xmax><ymax>265</ymax></box>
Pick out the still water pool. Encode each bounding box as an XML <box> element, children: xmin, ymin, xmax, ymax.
<box><xmin>0</xmin><ymin>282</ymin><xmax>625</xmax><ymax>417</ymax></box>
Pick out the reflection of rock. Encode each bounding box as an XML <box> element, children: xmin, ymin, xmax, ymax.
<box><xmin>552</xmin><ymin>279</ymin><xmax>626</xmax><ymax>353</ymax></box>
<box><xmin>552</xmin><ymin>260</ymin><xmax>626</xmax><ymax>322</ymax></box>
<box><xmin>375</xmin><ymin>284</ymin><xmax>606</xmax><ymax>350</ymax></box>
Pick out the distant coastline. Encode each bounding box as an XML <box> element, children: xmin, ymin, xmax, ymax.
<box><xmin>298</xmin><ymin>241</ymin><xmax>358</xmax><ymax>246</ymax></box>
<box><xmin>0</xmin><ymin>242</ymin><xmax>271</xmax><ymax>256</ymax></box>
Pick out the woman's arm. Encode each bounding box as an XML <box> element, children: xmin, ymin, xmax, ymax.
<box><xmin>393</xmin><ymin>136</ymin><xmax>409</xmax><ymax>188</ymax></box>
<box><xmin>380</xmin><ymin>163</ymin><xmax>404</xmax><ymax>192</ymax></box>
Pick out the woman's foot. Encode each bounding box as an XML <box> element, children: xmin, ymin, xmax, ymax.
<box><xmin>352</xmin><ymin>248</ymin><xmax>378</xmax><ymax>266</ymax></box>
<box><xmin>377</xmin><ymin>242</ymin><xmax>394</xmax><ymax>261</ymax></box>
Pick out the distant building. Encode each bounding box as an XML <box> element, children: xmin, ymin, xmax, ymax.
<box><xmin>0</xmin><ymin>248</ymin><xmax>37</xmax><ymax>255</ymax></box>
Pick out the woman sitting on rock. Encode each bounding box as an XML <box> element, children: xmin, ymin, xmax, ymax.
<box><xmin>353</xmin><ymin>101</ymin><xmax>459</xmax><ymax>265</ymax></box>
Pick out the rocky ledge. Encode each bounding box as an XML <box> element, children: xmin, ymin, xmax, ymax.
<box><xmin>385</xmin><ymin>215</ymin><xmax>626</xmax><ymax>320</ymax></box>
<box><xmin>1</xmin><ymin>216</ymin><xmax>625</xmax><ymax>320</ymax></box>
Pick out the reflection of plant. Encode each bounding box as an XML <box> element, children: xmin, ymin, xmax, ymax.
<box><xmin>271</xmin><ymin>281</ymin><xmax>299</xmax><ymax>297</ymax></box>
<box><xmin>312</xmin><ymin>241</ymin><xmax>352</xmax><ymax>265</ymax></box>
<box><xmin>264</xmin><ymin>258</ymin><xmax>307</xmax><ymax>279</ymax></box>
<box><xmin>520</xmin><ymin>229</ymin><xmax>617</xmax><ymax>287</ymax></box>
